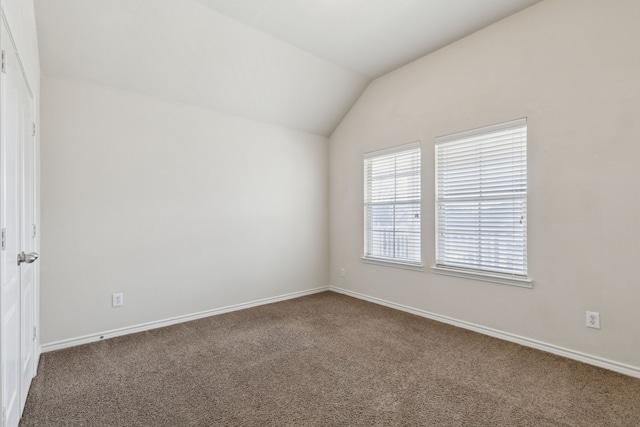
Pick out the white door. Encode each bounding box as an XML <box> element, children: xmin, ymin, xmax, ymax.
<box><xmin>18</xmin><ymin>41</ymin><xmax>37</xmax><ymax>410</ymax></box>
<box><xmin>1</xmin><ymin>23</ymin><xmax>38</xmax><ymax>427</ymax></box>
<box><xmin>1</xmin><ymin>22</ymin><xmax>23</xmax><ymax>427</ymax></box>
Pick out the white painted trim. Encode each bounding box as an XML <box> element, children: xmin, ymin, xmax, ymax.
<box><xmin>435</xmin><ymin>117</ymin><xmax>527</xmax><ymax>144</ymax></box>
<box><xmin>42</xmin><ymin>287</ymin><xmax>330</xmax><ymax>353</ymax></box>
<box><xmin>361</xmin><ymin>256</ymin><xmax>424</xmax><ymax>272</ymax></box>
<box><xmin>0</xmin><ymin>11</ymin><xmax>35</xmax><ymax>97</ymax></box>
<box><xmin>431</xmin><ymin>265</ymin><xmax>532</xmax><ymax>288</ymax></box>
<box><xmin>330</xmin><ymin>286</ymin><xmax>640</xmax><ymax>379</ymax></box>
<box><xmin>42</xmin><ymin>284</ymin><xmax>640</xmax><ymax>380</ymax></box>
<box><xmin>363</xmin><ymin>140</ymin><xmax>420</xmax><ymax>159</ymax></box>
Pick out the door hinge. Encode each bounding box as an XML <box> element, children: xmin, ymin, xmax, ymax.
<box><xmin>33</xmin><ymin>326</ymin><xmax>37</xmax><ymax>340</ymax></box>
<box><xmin>2</xmin><ymin>406</ymin><xmax>6</xmax><ymax>427</ymax></box>
<box><xmin>32</xmin><ymin>122</ymin><xmax>37</xmax><ymax>136</ymax></box>
<box><xmin>1</xmin><ymin>228</ymin><xmax>6</xmax><ymax>251</ymax></box>
<box><xmin>33</xmin><ymin>224</ymin><xmax>37</xmax><ymax>238</ymax></box>
<box><xmin>1</xmin><ymin>50</ymin><xmax>6</xmax><ymax>73</ymax></box>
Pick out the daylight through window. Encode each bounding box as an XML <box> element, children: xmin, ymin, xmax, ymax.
<box><xmin>364</xmin><ymin>142</ymin><xmax>421</xmax><ymax>266</ymax></box>
<box><xmin>435</xmin><ymin>119</ymin><xmax>527</xmax><ymax>279</ymax></box>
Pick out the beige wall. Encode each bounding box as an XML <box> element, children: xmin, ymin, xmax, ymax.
<box><xmin>41</xmin><ymin>76</ymin><xmax>329</xmax><ymax>344</ymax></box>
<box><xmin>330</xmin><ymin>0</ymin><xmax>640</xmax><ymax>368</ymax></box>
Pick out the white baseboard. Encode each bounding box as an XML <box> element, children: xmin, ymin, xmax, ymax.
<box><xmin>41</xmin><ymin>286</ymin><xmax>330</xmax><ymax>353</ymax></box>
<box><xmin>330</xmin><ymin>286</ymin><xmax>640</xmax><ymax>379</ymax></box>
<box><xmin>42</xmin><ymin>284</ymin><xmax>640</xmax><ymax>380</ymax></box>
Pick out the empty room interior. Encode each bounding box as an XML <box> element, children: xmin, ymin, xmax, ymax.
<box><xmin>2</xmin><ymin>0</ymin><xmax>640</xmax><ymax>425</ymax></box>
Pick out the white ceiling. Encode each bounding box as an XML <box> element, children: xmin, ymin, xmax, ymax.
<box><xmin>194</xmin><ymin>0</ymin><xmax>542</xmax><ymax>78</ymax></box>
<box><xmin>35</xmin><ymin>0</ymin><xmax>541</xmax><ymax>136</ymax></box>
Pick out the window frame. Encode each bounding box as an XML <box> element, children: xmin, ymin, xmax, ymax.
<box><xmin>432</xmin><ymin>119</ymin><xmax>531</xmax><ymax>288</ymax></box>
<box><xmin>362</xmin><ymin>141</ymin><xmax>423</xmax><ymax>271</ymax></box>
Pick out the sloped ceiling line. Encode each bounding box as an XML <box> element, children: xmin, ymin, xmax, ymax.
<box><xmin>35</xmin><ymin>0</ymin><xmax>540</xmax><ymax>136</ymax></box>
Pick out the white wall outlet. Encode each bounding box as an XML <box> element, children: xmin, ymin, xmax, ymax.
<box><xmin>112</xmin><ymin>293</ymin><xmax>124</xmax><ymax>307</ymax></box>
<box><xmin>586</xmin><ymin>311</ymin><xmax>600</xmax><ymax>329</ymax></box>
<box><xmin>340</xmin><ymin>267</ymin><xmax>346</xmax><ymax>278</ymax></box>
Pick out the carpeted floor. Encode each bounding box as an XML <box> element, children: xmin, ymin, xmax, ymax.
<box><xmin>20</xmin><ymin>292</ymin><xmax>640</xmax><ymax>426</ymax></box>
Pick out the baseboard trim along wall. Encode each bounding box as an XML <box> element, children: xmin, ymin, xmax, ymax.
<box><xmin>330</xmin><ymin>286</ymin><xmax>640</xmax><ymax>380</ymax></box>
<box><xmin>41</xmin><ymin>286</ymin><xmax>330</xmax><ymax>353</ymax></box>
<box><xmin>42</xmin><ymin>284</ymin><xmax>640</xmax><ymax>380</ymax></box>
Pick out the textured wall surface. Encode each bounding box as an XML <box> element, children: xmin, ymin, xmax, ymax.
<box><xmin>330</xmin><ymin>0</ymin><xmax>640</xmax><ymax>368</ymax></box>
<box><xmin>41</xmin><ymin>76</ymin><xmax>329</xmax><ymax>343</ymax></box>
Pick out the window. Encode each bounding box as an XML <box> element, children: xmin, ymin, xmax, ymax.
<box><xmin>363</xmin><ymin>142</ymin><xmax>421</xmax><ymax>269</ymax></box>
<box><xmin>434</xmin><ymin>119</ymin><xmax>530</xmax><ymax>287</ymax></box>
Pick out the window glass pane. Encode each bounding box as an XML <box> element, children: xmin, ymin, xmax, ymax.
<box><xmin>364</xmin><ymin>144</ymin><xmax>421</xmax><ymax>264</ymax></box>
<box><xmin>435</xmin><ymin>119</ymin><xmax>527</xmax><ymax>277</ymax></box>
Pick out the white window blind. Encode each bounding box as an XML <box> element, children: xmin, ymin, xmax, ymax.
<box><xmin>435</xmin><ymin>119</ymin><xmax>527</xmax><ymax>278</ymax></box>
<box><xmin>364</xmin><ymin>142</ymin><xmax>421</xmax><ymax>265</ymax></box>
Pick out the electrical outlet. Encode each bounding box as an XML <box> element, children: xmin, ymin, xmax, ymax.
<box><xmin>340</xmin><ymin>267</ymin><xmax>346</xmax><ymax>278</ymax></box>
<box><xmin>112</xmin><ymin>293</ymin><xmax>124</xmax><ymax>307</ymax></box>
<box><xmin>586</xmin><ymin>311</ymin><xmax>600</xmax><ymax>329</ymax></box>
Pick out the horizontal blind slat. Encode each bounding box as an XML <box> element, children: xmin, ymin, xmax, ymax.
<box><xmin>436</xmin><ymin>120</ymin><xmax>527</xmax><ymax>277</ymax></box>
<box><xmin>364</xmin><ymin>144</ymin><xmax>421</xmax><ymax>263</ymax></box>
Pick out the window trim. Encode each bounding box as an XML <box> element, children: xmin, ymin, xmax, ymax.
<box><xmin>362</xmin><ymin>141</ymin><xmax>422</xmax><ymax>270</ymax></box>
<box><xmin>362</xmin><ymin>256</ymin><xmax>424</xmax><ymax>271</ymax></box>
<box><xmin>431</xmin><ymin>265</ymin><xmax>532</xmax><ymax>288</ymax></box>
<box><xmin>434</xmin><ymin>118</ymin><xmax>531</xmax><ymax>287</ymax></box>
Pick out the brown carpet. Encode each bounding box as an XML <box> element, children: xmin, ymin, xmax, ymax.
<box><xmin>20</xmin><ymin>292</ymin><xmax>640</xmax><ymax>426</ymax></box>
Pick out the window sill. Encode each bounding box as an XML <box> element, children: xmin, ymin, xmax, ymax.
<box><xmin>431</xmin><ymin>265</ymin><xmax>532</xmax><ymax>288</ymax></box>
<box><xmin>361</xmin><ymin>256</ymin><xmax>424</xmax><ymax>272</ymax></box>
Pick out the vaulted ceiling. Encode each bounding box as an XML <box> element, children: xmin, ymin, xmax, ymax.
<box><xmin>35</xmin><ymin>0</ymin><xmax>541</xmax><ymax>136</ymax></box>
